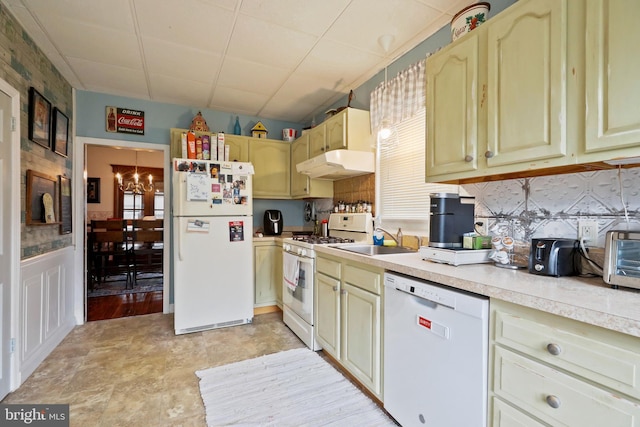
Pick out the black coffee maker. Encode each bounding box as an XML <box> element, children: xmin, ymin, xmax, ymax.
<box><xmin>263</xmin><ymin>210</ymin><xmax>283</xmax><ymax>235</ymax></box>
<box><xmin>429</xmin><ymin>193</ymin><xmax>475</xmax><ymax>248</ymax></box>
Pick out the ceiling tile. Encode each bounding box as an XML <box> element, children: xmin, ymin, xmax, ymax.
<box><xmin>36</xmin><ymin>18</ymin><xmax>142</xmax><ymax>69</ymax></box>
<box><xmin>133</xmin><ymin>0</ymin><xmax>235</xmax><ymax>53</ymax></box>
<box><xmin>68</xmin><ymin>58</ymin><xmax>149</xmax><ymax>99</ymax></box>
<box><xmin>148</xmin><ymin>73</ymin><xmax>212</xmax><ymax>106</ymax></box>
<box><xmin>239</xmin><ymin>0</ymin><xmax>350</xmax><ymax>36</ymax></box>
<box><xmin>210</xmin><ymin>86</ymin><xmax>270</xmax><ymax>115</ymax></box>
<box><xmin>26</xmin><ymin>0</ymin><xmax>134</xmax><ymax>31</ymax></box>
<box><xmin>324</xmin><ymin>0</ymin><xmax>441</xmax><ymax>53</ymax></box>
<box><xmin>217</xmin><ymin>56</ymin><xmax>289</xmax><ymax>95</ymax></box>
<box><xmin>227</xmin><ymin>14</ymin><xmax>318</xmax><ymax>69</ymax></box>
<box><xmin>297</xmin><ymin>39</ymin><xmax>383</xmax><ymax>85</ymax></box>
<box><xmin>142</xmin><ymin>37</ymin><xmax>222</xmax><ymax>83</ymax></box>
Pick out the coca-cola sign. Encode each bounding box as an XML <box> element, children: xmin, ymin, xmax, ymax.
<box><xmin>106</xmin><ymin>106</ymin><xmax>145</xmax><ymax>135</ymax></box>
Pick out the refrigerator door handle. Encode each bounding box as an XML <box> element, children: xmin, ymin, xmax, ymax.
<box><xmin>177</xmin><ymin>220</ymin><xmax>183</xmax><ymax>261</ymax></box>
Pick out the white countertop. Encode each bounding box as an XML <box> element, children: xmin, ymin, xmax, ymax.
<box><xmin>315</xmin><ymin>245</ymin><xmax>640</xmax><ymax>339</ymax></box>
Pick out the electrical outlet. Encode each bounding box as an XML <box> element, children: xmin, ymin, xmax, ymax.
<box><xmin>578</xmin><ymin>220</ymin><xmax>598</xmax><ymax>243</ymax></box>
<box><xmin>475</xmin><ymin>218</ymin><xmax>488</xmax><ymax>236</ymax></box>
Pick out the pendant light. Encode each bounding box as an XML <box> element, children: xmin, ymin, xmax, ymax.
<box><xmin>115</xmin><ymin>151</ymin><xmax>153</xmax><ymax>194</ymax></box>
<box><xmin>377</xmin><ymin>35</ymin><xmax>399</xmax><ymax>150</ymax></box>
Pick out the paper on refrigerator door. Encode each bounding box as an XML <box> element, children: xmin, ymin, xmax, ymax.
<box><xmin>186</xmin><ymin>173</ymin><xmax>209</xmax><ymax>201</ymax></box>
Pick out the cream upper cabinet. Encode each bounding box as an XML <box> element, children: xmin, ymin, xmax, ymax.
<box><xmin>485</xmin><ymin>0</ymin><xmax>569</xmax><ymax>168</ymax></box>
<box><xmin>582</xmin><ymin>0</ymin><xmax>640</xmax><ymax>160</ymax></box>
<box><xmin>224</xmin><ymin>135</ymin><xmax>250</xmax><ymax>162</ymax></box>
<box><xmin>249</xmin><ymin>139</ymin><xmax>291</xmax><ymax>199</ymax></box>
<box><xmin>308</xmin><ymin>108</ymin><xmax>372</xmax><ymax>159</ymax></box>
<box><xmin>489</xmin><ymin>299</ymin><xmax>640</xmax><ymax>426</ymax></box>
<box><xmin>426</xmin><ymin>0</ymin><xmax>581</xmax><ymax>183</ymax></box>
<box><xmin>290</xmin><ymin>133</ymin><xmax>333</xmax><ymax>199</ymax></box>
<box><xmin>426</xmin><ymin>32</ymin><xmax>481</xmax><ymax>177</ymax></box>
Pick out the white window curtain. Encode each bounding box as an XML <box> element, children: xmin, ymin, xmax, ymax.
<box><xmin>371</xmin><ymin>57</ymin><xmax>460</xmax><ymax>236</ymax></box>
<box><xmin>370</xmin><ymin>59</ymin><xmax>426</xmax><ymax>133</ymax></box>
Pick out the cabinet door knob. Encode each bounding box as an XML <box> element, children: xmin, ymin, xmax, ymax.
<box><xmin>546</xmin><ymin>395</ymin><xmax>561</xmax><ymax>409</ymax></box>
<box><xmin>340</xmin><ymin>289</ymin><xmax>347</xmax><ymax>295</ymax></box>
<box><xmin>547</xmin><ymin>343</ymin><xmax>562</xmax><ymax>356</ymax></box>
<box><xmin>484</xmin><ymin>150</ymin><xmax>494</xmax><ymax>158</ymax></box>
<box><xmin>332</xmin><ymin>286</ymin><xmax>338</xmax><ymax>292</ymax></box>
<box><xmin>464</xmin><ymin>155</ymin><xmax>474</xmax><ymax>162</ymax></box>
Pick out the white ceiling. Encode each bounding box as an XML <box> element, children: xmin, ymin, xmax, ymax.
<box><xmin>2</xmin><ymin>0</ymin><xmax>473</xmax><ymax>123</ymax></box>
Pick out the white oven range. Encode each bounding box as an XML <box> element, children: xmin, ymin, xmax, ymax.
<box><xmin>282</xmin><ymin>213</ymin><xmax>374</xmax><ymax>350</ymax></box>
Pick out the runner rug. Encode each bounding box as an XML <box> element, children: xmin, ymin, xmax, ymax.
<box><xmin>196</xmin><ymin>348</ymin><xmax>396</xmax><ymax>426</ymax></box>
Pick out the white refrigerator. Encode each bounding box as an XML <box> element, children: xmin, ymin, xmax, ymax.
<box><xmin>172</xmin><ymin>159</ymin><xmax>255</xmax><ymax>335</ymax></box>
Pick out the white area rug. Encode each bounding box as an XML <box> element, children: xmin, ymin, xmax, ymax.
<box><xmin>196</xmin><ymin>348</ymin><xmax>396</xmax><ymax>426</ymax></box>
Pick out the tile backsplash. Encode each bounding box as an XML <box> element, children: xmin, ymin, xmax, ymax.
<box><xmin>462</xmin><ymin>167</ymin><xmax>640</xmax><ymax>247</ymax></box>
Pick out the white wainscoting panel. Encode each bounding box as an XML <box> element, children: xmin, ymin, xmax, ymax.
<box><xmin>19</xmin><ymin>246</ymin><xmax>75</xmax><ymax>386</ymax></box>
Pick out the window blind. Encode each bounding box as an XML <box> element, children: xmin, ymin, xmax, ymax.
<box><xmin>378</xmin><ymin>108</ymin><xmax>459</xmax><ymax>234</ymax></box>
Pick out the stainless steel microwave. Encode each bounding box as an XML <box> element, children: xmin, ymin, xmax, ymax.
<box><xmin>603</xmin><ymin>230</ymin><xmax>640</xmax><ymax>290</ymax></box>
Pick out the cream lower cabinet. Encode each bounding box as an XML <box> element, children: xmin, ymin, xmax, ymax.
<box><xmin>315</xmin><ymin>254</ymin><xmax>383</xmax><ymax>399</ymax></box>
<box><xmin>290</xmin><ymin>133</ymin><xmax>333</xmax><ymax>199</ymax></box>
<box><xmin>254</xmin><ymin>240</ymin><xmax>280</xmax><ymax>307</ymax></box>
<box><xmin>249</xmin><ymin>139</ymin><xmax>291</xmax><ymax>199</ymax></box>
<box><xmin>490</xmin><ymin>300</ymin><xmax>640</xmax><ymax>426</ymax></box>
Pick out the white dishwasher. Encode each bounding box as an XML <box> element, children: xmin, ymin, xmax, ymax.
<box><xmin>383</xmin><ymin>272</ymin><xmax>489</xmax><ymax>427</ymax></box>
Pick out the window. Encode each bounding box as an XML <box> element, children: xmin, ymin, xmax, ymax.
<box><xmin>378</xmin><ymin>108</ymin><xmax>459</xmax><ymax>235</ymax></box>
<box><xmin>154</xmin><ymin>191</ymin><xmax>164</xmax><ymax>219</ymax></box>
<box><xmin>123</xmin><ymin>191</ymin><xmax>144</xmax><ymax>219</ymax></box>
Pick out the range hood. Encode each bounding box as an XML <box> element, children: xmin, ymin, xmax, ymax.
<box><xmin>296</xmin><ymin>149</ymin><xmax>375</xmax><ymax>180</ymax></box>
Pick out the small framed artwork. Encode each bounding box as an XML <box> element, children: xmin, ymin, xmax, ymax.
<box><xmin>52</xmin><ymin>108</ymin><xmax>69</xmax><ymax>157</ymax></box>
<box><xmin>87</xmin><ymin>177</ymin><xmax>100</xmax><ymax>204</ymax></box>
<box><xmin>28</xmin><ymin>87</ymin><xmax>52</xmax><ymax>149</ymax></box>
<box><xmin>59</xmin><ymin>175</ymin><xmax>72</xmax><ymax>234</ymax></box>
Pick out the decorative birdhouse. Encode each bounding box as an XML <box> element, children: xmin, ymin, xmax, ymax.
<box><xmin>189</xmin><ymin>111</ymin><xmax>210</xmax><ymax>132</ymax></box>
<box><xmin>251</xmin><ymin>121</ymin><xmax>268</xmax><ymax>138</ymax></box>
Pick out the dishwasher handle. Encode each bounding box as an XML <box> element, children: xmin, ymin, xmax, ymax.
<box><xmin>393</xmin><ymin>285</ymin><xmax>455</xmax><ymax>310</ymax></box>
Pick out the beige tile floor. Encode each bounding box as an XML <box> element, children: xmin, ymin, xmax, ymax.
<box><xmin>2</xmin><ymin>311</ymin><xmax>306</xmax><ymax>426</ymax></box>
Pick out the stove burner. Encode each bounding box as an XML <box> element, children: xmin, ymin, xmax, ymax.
<box><xmin>292</xmin><ymin>235</ymin><xmax>355</xmax><ymax>245</ymax></box>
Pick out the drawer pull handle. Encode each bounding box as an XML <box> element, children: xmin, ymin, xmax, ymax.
<box><xmin>546</xmin><ymin>395</ymin><xmax>561</xmax><ymax>409</ymax></box>
<box><xmin>547</xmin><ymin>343</ymin><xmax>562</xmax><ymax>356</ymax></box>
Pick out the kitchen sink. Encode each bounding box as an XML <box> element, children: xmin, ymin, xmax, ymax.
<box><xmin>332</xmin><ymin>244</ymin><xmax>416</xmax><ymax>256</ymax></box>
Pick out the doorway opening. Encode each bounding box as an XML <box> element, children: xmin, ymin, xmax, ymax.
<box><xmin>85</xmin><ymin>144</ymin><xmax>165</xmax><ymax>321</ymax></box>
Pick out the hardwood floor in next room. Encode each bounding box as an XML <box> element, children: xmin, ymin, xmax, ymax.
<box><xmin>87</xmin><ymin>291</ymin><xmax>163</xmax><ymax>321</ymax></box>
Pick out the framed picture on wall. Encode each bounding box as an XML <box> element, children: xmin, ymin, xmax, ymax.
<box><xmin>52</xmin><ymin>108</ymin><xmax>69</xmax><ymax>157</ymax></box>
<box><xmin>87</xmin><ymin>177</ymin><xmax>100</xmax><ymax>204</ymax></box>
<box><xmin>28</xmin><ymin>87</ymin><xmax>52</xmax><ymax>149</ymax></box>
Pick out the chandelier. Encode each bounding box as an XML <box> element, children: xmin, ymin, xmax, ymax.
<box><xmin>115</xmin><ymin>151</ymin><xmax>153</xmax><ymax>194</ymax></box>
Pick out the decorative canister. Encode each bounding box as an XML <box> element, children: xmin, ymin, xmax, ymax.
<box><xmin>451</xmin><ymin>2</ymin><xmax>491</xmax><ymax>41</ymax></box>
<box><xmin>282</xmin><ymin>128</ymin><xmax>297</xmax><ymax>141</ymax></box>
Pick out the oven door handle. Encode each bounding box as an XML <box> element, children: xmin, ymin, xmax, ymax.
<box><xmin>297</xmin><ymin>256</ymin><xmax>314</xmax><ymax>266</ymax></box>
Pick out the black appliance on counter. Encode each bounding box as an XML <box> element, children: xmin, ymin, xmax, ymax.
<box><xmin>263</xmin><ymin>210</ymin><xmax>283</xmax><ymax>236</ymax></box>
<box><xmin>529</xmin><ymin>238</ymin><xmax>579</xmax><ymax>277</ymax></box>
<box><xmin>429</xmin><ymin>193</ymin><xmax>475</xmax><ymax>248</ymax></box>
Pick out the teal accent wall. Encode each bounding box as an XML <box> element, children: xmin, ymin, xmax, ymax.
<box><xmin>75</xmin><ymin>90</ymin><xmax>303</xmax><ymax>145</ymax></box>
